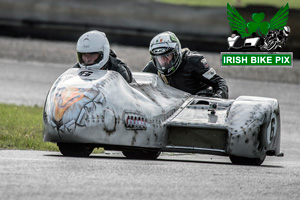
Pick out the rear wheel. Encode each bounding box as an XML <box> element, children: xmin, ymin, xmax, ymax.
<box><xmin>122</xmin><ymin>149</ymin><xmax>161</xmax><ymax>160</ymax></box>
<box><xmin>229</xmin><ymin>154</ymin><xmax>266</xmax><ymax>166</ymax></box>
<box><xmin>58</xmin><ymin>143</ymin><xmax>94</xmax><ymax>157</ymax></box>
<box><xmin>266</xmin><ymin>40</ymin><xmax>277</xmax><ymax>51</ymax></box>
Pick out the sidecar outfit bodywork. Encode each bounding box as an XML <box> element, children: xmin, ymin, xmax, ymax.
<box><xmin>43</xmin><ymin>69</ymin><xmax>282</xmax><ymax>165</ymax></box>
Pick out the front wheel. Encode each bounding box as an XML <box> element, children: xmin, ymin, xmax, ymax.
<box><xmin>229</xmin><ymin>154</ymin><xmax>266</xmax><ymax>166</ymax></box>
<box><xmin>58</xmin><ymin>143</ymin><xmax>94</xmax><ymax>157</ymax></box>
<box><xmin>122</xmin><ymin>149</ymin><xmax>161</xmax><ymax>160</ymax></box>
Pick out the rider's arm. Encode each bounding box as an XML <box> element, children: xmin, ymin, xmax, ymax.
<box><xmin>108</xmin><ymin>50</ymin><xmax>133</xmax><ymax>83</ymax></box>
<box><xmin>114</xmin><ymin>58</ymin><xmax>133</xmax><ymax>83</ymax></box>
<box><xmin>193</xmin><ymin>56</ymin><xmax>229</xmax><ymax>99</ymax></box>
<box><xmin>142</xmin><ymin>61</ymin><xmax>157</xmax><ymax>74</ymax></box>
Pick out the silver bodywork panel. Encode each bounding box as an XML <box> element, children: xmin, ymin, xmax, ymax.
<box><xmin>43</xmin><ymin>69</ymin><xmax>281</xmax><ymax>158</ymax></box>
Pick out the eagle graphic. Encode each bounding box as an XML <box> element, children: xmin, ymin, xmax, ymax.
<box><xmin>227</xmin><ymin>3</ymin><xmax>289</xmax><ymax>38</ymax></box>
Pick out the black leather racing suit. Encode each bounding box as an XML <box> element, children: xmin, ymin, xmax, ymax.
<box><xmin>143</xmin><ymin>49</ymin><xmax>228</xmax><ymax>98</ymax></box>
<box><xmin>73</xmin><ymin>50</ymin><xmax>133</xmax><ymax>83</ymax></box>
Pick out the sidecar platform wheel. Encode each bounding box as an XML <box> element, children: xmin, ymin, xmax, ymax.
<box><xmin>58</xmin><ymin>143</ymin><xmax>94</xmax><ymax>157</ymax></box>
<box><xmin>122</xmin><ymin>149</ymin><xmax>161</xmax><ymax>160</ymax></box>
<box><xmin>229</xmin><ymin>154</ymin><xmax>266</xmax><ymax>166</ymax></box>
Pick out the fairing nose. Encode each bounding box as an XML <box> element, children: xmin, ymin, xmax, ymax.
<box><xmin>54</xmin><ymin>87</ymin><xmax>85</xmax><ymax>122</ymax></box>
<box><xmin>45</xmin><ymin>85</ymin><xmax>106</xmax><ymax>134</ymax></box>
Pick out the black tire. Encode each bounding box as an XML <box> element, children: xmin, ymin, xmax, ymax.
<box><xmin>229</xmin><ymin>154</ymin><xmax>266</xmax><ymax>166</ymax></box>
<box><xmin>122</xmin><ymin>149</ymin><xmax>161</xmax><ymax>160</ymax></box>
<box><xmin>58</xmin><ymin>143</ymin><xmax>94</xmax><ymax>157</ymax></box>
<box><xmin>266</xmin><ymin>40</ymin><xmax>277</xmax><ymax>51</ymax></box>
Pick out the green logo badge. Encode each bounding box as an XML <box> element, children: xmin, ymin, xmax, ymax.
<box><xmin>227</xmin><ymin>3</ymin><xmax>289</xmax><ymax>38</ymax></box>
<box><xmin>222</xmin><ymin>3</ymin><xmax>292</xmax><ymax>67</ymax></box>
<box><xmin>226</xmin><ymin>3</ymin><xmax>291</xmax><ymax>52</ymax></box>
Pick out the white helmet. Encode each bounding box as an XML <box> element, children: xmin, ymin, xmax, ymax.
<box><xmin>283</xmin><ymin>26</ymin><xmax>291</xmax><ymax>37</ymax></box>
<box><xmin>76</xmin><ymin>30</ymin><xmax>110</xmax><ymax>69</ymax></box>
<box><xmin>149</xmin><ymin>31</ymin><xmax>182</xmax><ymax>76</ymax></box>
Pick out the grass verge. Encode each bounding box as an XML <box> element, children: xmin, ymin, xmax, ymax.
<box><xmin>0</xmin><ymin>104</ymin><xmax>58</xmax><ymax>151</ymax></box>
<box><xmin>157</xmin><ymin>0</ymin><xmax>300</xmax><ymax>9</ymax></box>
<box><xmin>0</xmin><ymin>104</ymin><xmax>103</xmax><ymax>154</ymax></box>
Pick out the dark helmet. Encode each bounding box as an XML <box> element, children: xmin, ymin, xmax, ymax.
<box><xmin>149</xmin><ymin>31</ymin><xmax>182</xmax><ymax>76</ymax></box>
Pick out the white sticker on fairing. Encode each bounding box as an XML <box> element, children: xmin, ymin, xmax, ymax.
<box><xmin>202</xmin><ymin>68</ymin><xmax>216</xmax><ymax>80</ymax></box>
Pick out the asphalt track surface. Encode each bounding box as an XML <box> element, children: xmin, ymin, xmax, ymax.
<box><xmin>1</xmin><ymin>48</ymin><xmax>300</xmax><ymax>200</ymax></box>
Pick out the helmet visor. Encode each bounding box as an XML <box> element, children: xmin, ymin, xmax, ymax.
<box><xmin>153</xmin><ymin>50</ymin><xmax>179</xmax><ymax>74</ymax></box>
<box><xmin>77</xmin><ymin>52</ymin><xmax>103</xmax><ymax>66</ymax></box>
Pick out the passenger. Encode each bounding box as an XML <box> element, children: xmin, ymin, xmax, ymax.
<box><xmin>143</xmin><ymin>31</ymin><xmax>228</xmax><ymax>98</ymax></box>
<box><xmin>73</xmin><ymin>30</ymin><xmax>133</xmax><ymax>83</ymax></box>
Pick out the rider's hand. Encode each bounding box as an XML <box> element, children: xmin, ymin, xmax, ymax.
<box><xmin>212</xmin><ymin>90</ymin><xmax>224</xmax><ymax>98</ymax></box>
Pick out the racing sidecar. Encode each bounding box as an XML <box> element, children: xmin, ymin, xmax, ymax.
<box><xmin>228</xmin><ymin>35</ymin><xmax>263</xmax><ymax>51</ymax></box>
<box><xmin>43</xmin><ymin>68</ymin><xmax>282</xmax><ymax>165</ymax></box>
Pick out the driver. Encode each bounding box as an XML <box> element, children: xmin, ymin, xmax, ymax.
<box><xmin>143</xmin><ymin>31</ymin><xmax>228</xmax><ymax>98</ymax></box>
<box><xmin>73</xmin><ymin>30</ymin><xmax>133</xmax><ymax>83</ymax></box>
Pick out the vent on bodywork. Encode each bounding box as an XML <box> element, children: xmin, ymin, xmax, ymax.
<box><xmin>167</xmin><ymin>127</ymin><xmax>228</xmax><ymax>150</ymax></box>
<box><xmin>124</xmin><ymin>113</ymin><xmax>147</xmax><ymax>130</ymax></box>
<box><xmin>192</xmin><ymin>100</ymin><xmax>210</xmax><ymax>105</ymax></box>
<box><xmin>187</xmin><ymin>100</ymin><xmax>211</xmax><ymax>109</ymax></box>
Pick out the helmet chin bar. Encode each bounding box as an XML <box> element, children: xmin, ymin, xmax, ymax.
<box><xmin>79</xmin><ymin>60</ymin><xmax>109</xmax><ymax>70</ymax></box>
<box><xmin>79</xmin><ymin>62</ymin><xmax>100</xmax><ymax>69</ymax></box>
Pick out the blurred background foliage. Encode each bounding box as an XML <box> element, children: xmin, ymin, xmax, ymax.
<box><xmin>158</xmin><ymin>0</ymin><xmax>300</xmax><ymax>9</ymax></box>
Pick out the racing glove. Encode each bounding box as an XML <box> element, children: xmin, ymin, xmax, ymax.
<box><xmin>213</xmin><ymin>90</ymin><xmax>226</xmax><ymax>99</ymax></box>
